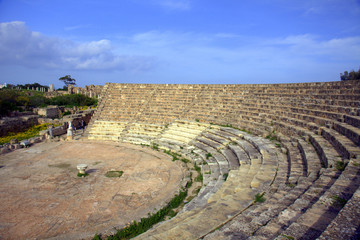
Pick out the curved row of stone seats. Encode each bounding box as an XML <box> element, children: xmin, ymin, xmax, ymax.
<box><xmin>135</xmin><ymin>86</ymin><xmax>203</xmax><ymax>124</ymax></box>
<box><xmin>270</xmin><ymin>157</ymin><xmax>360</xmax><ymax>240</ymax></box>
<box><xmin>134</xmin><ymin>127</ymin><xmax>281</xmax><ymax>240</ymax></box>
<box><xmin>84</xmin><ymin>81</ymin><xmax>360</xmax><ymax>239</ymax></box>
<box><xmin>179</xmin><ymin>146</ymin><xmax>226</xmax><ymax>212</ymax></box>
<box><xmin>156</xmin><ymin>120</ymin><xmax>209</xmax><ymax>147</ymax></box>
<box><xmin>211</xmin><ymin>106</ymin><xmax>357</xmax><ymax>165</ymax></box>
<box><xmin>200</xmin><ymin>123</ymin><xmax>354</xmax><ymax>239</ymax></box>
<box><xmin>318</xmin><ymin>187</ymin><xmax>360</xmax><ymax>240</ymax></box>
<box><xmin>203</xmin><ymin>138</ymin><xmax>357</xmax><ymax>240</ymax></box>
<box><xmin>121</xmin><ymin>122</ymin><xmax>165</xmax><ymax>145</ymax></box>
<box><xmin>87</xmin><ymin>120</ymin><xmax>127</xmax><ymax>141</ymax></box>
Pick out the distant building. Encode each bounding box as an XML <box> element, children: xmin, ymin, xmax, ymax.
<box><xmin>0</xmin><ymin>83</ymin><xmax>7</xmax><ymax>89</ymax></box>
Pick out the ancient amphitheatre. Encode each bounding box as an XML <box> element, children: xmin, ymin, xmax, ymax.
<box><xmin>1</xmin><ymin>80</ymin><xmax>360</xmax><ymax>239</ymax></box>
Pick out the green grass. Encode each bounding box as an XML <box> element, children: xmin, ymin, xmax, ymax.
<box><xmin>194</xmin><ymin>163</ymin><xmax>201</xmax><ymax>172</ymax></box>
<box><xmin>105</xmin><ymin>171</ymin><xmax>124</xmax><ymax>178</ymax></box>
<box><xmin>335</xmin><ymin>161</ymin><xmax>345</xmax><ymax>171</ymax></box>
<box><xmin>163</xmin><ymin>149</ymin><xmax>182</xmax><ymax>161</ymax></box>
<box><xmin>96</xmin><ymin>190</ymin><xmax>188</xmax><ymax>240</ymax></box>
<box><xmin>77</xmin><ymin>172</ymin><xmax>89</xmax><ymax>177</ymax></box>
<box><xmin>195</xmin><ymin>173</ymin><xmax>203</xmax><ymax>182</ymax></box>
<box><xmin>0</xmin><ymin>123</ymin><xmax>50</xmax><ymax>145</ymax></box>
<box><xmin>206</xmin><ymin>153</ymin><xmax>212</xmax><ymax>159</ymax></box>
<box><xmin>281</xmin><ymin>234</ymin><xmax>295</xmax><ymax>240</ymax></box>
<box><xmin>181</xmin><ymin>158</ymin><xmax>190</xmax><ymax>164</ymax></box>
<box><xmin>286</xmin><ymin>183</ymin><xmax>296</xmax><ymax>188</ymax></box>
<box><xmin>332</xmin><ymin>195</ymin><xmax>347</xmax><ymax>207</ymax></box>
<box><xmin>151</xmin><ymin>142</ymin><xmax>159</xmax><ymax>151</ymax></box>
<box><xmin>254</xmin><ymin>193</ymin><xmax>266</xmax><ymax>203</ymax></box>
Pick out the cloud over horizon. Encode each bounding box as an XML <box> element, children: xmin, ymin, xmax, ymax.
<box><xmin>0</xmin><ymin>21</ymin><xmax>155</xmax><ymax>72</ymax></box>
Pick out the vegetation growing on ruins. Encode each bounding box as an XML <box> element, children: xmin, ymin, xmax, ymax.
<box><xmin>0</xmin><ymin>88</ymin><xmax>97</xmax><ymax>117</ymax></box>
<box><xmin>335</xmin><ymin>160</ymin><xmax>346</xmax><ymax>171</ymax></box>
<box><xmin>331</xmin><ymin>195</ymin><xmax>347</xmax><ymax>207</ymax></box>
<box><xmin>94</xmin><ymin>189</ymin><xmax>188</xmax><ymax>240</ymax></box>
<box><xmin>0</xmin><ymin>123</ymin><xmax>51</xmax><ymax>145</ymax></box>
<box><xmin>254</xmin><ymin>193</ymin><xmax>266</xmax><ymax>203</ymax></box>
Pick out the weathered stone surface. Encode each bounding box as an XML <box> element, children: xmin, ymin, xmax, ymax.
<box><xmin>0</xmin><ymin>141</ymin><xmax>184</xmax><ymax>240</ymax></box>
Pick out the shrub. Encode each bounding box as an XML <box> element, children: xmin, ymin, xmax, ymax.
<box><xmin>195</xmin><ymin>173</ymin><xmax>203</xmax><ymax>182</ymax></box>
<box><xmin>0</xmin><ymin>123</ymin><xmax>50</xmax><ymax>145</ymax></box>
<box><xmin>335</xmin><ymin>161</ymin><xmax>345</xmax><ymax>171</ymax></box>
<box><xmin>254</xmin><ymin>193</ymin><xmax>266</xmax><ymax>203</ymax></box>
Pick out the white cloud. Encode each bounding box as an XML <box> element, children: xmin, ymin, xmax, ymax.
<box><xmin>119</xmin><ymin>30</ymin><xmax>360</xmax><ymax>82</ymax></box>
<box><xmin>156</xmin><ymin>0</ymin><xmax>190</xmax><ymax>11</ymax></box>
<box><xmin>0</xmin><ymin>21</ymin><xmax>155</xmax><ymax>71</ymax></box>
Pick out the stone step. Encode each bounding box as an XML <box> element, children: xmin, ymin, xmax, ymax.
<box><xmin>273</xmin><ymin>157</ymin><xmax>360</xmax><ymax>240</ymax></box>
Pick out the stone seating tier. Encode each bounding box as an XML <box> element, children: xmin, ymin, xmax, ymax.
<box><xmin>83</xmin><ymin>80</ymin><xmax>360</xmax><ymax>240</ymax></box>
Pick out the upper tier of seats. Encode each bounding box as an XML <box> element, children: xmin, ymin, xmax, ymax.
<box><xmin>85</xmin><ymin>80</ymin><xmax>360</xmax><ymax>240</ymax></box>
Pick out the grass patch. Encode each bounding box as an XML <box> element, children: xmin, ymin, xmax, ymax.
<box><xmin>195</xmin><ymin>173</ymin><xmax>203</xmax><ymax>182</ymax></box>
<box><xmin>77</xmin><ymin>172</ymin><xmax>89</xmax><ymax>178</ymax></box>
<box><xmin>206</xmin><ymin>153</ymin><xmax>212</xmax><ymax>159</ymax></box>
<box><xmin>332</xmin><ymin>195</ymin><xmax>347</xmax><ymax>207</ymax></box>
<box><xmin>163</xmin><ymin>149</ymin><xmax>182</xmax><ymax>161</ymax></box>
<box><xmin>181</xmin><ymin>158</ymin><xmax>190</xmax><ymax>164</ymax></box>
<box><xmin>105</xmin><ymin>171</ymin><xmax>124</xmax><ymax>178</ymax></box>
<box><xmin>151</xmin><ymin>142</ymin><xmax>159</xmax><ymax>151</ymax></box>
<box><xmin>194</xmin><ymin>163</ymin><xmax>201</xmax><ymax>172</ymax></box>
<box><xmin>281</xmin><ymin>234</ymin><xmax>295</xmax><ymax>240</ymax></box>
<box><xmin>266</xmin><ymin>130</ymin><xmax>278</xmax><ymax>141</ymax></box>
<box><xmin>96</xmin><ymin>190</ymin><xmax>187</xmax><ymax>240</ymax></box>
<box><xmin>254</xmin><ymin>193</ymin><xmax>266</xmax><ymax>203</ymax></box>
<box><xmin>335</xmin><ymin>161</ymin><xmax>345</xmax><ymax>171</ymax></box>
<box><xmin>223</xmin><ymin>173</ymin><xmax>229</xmax><ymax>181</ymax></box>
<box><xmin>286</xmin><ymin>183</ymin><xmax>296</xmax><ymax>188</ymax></box>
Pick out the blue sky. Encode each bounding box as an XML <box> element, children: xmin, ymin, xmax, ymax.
<box><xmin>0</xmin><ymin>0</ymin><xmax>360</xmax><ymax>88</ymax></box>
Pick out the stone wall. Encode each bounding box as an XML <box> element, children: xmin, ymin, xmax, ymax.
<box><xmin>63</xmin><ymin>109</ymin><xmax>94</xmax><ymax>129</ymax></box>
<box><xmin>68</xmin><ymin>84</ymin><xmax>103</xmax><ymax>98</ymax></box>
<box><xmin>34</xmin><ymin>106</ymin><xmax>62</xmax><ymax>118</ymax></box>
<box><xmin>0</xmin><ymin>115</ymin><xmax>40</xmax><ymax>137</ymax></box>
<box><xmin>43</xmin><ymin>90</ymin><xmax>67</xmax><ymax>98</ymax></box>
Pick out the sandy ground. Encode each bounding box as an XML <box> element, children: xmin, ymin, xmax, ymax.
<box><xmin>0</xmin><ymin>140</ymin><xmax>184</xmax><ymax>240</ymax></box>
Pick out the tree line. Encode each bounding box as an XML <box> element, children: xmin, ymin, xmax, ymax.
<box><xmin>340</xmin><ymin>67</ymin><xmax>360</xmax><ymax>81</ymax></box>
<box><xmin>0</xmin><ymin>89</ymin><xmax>97</xmax><ymax>117</ymax></box>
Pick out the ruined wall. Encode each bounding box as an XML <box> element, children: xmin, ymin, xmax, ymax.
<box><xmin>0</xmin><ymin>115</ymin><xmax>40</xmax><ymax>137</ymax></box>
<box><xmin>34</xmin><ymin>106</ymin><xmax>62</xmax><ymax>118</ymax></box>
<box><xmin>68</xmin><ymin>84</ymin><xmax>103</xmax><ymax>98</ymax></box>
<box><xmin>43</xmin><ymin>90</ymin><xmax>67</xmax><ymax>98</ymax></box>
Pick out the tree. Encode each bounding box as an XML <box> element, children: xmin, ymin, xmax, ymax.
<box><xmin>59</xmin><ymin>75</ymin><xmax>76</xmax><ymax>88</ymax></box>
<box><xmin>340</xmin><ymin>67</ymin><xmax>360</xmax><ymax>81</ymax></box>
